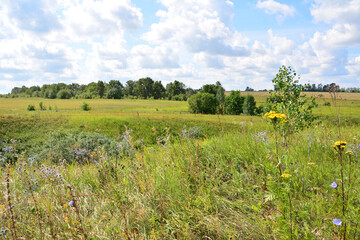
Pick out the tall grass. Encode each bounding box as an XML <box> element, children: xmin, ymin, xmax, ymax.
<box><xmin>0</xmin><ymin>94</ymin><xmax>359</xmax><ymax>239</ymax></box>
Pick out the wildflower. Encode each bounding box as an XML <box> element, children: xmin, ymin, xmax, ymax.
<box><xmin>331</xmin><ymin>182</ymin><xmax>338</xmax><ymax>188</ymax></box>
<box><xmin>346</xmin><ymin>151</ymin><xmax>353</xmax><ymax>155</ymax></box>
<box><xmin>281</xmin><ymin>173</ymin><xmax>292</xmax><ymax>179</ymax></box>
<box><xmin>308</xmin><ymin>162</ymin><xmax>316</xmax><ymax>165</ymax></box>
<box><xmin>263</xmin><ymin>111</ymin><xmax>286</xmax><ymax>121</ymax></box>
<box><xmin>332</xmin><ymin>141</ymin><xmax>347</xmax><ymax>151</ymax></box>
<box><xmin>65</xmin><ymin>217</ymin><xmax>70</xmax><ymax>223</ymax></box>
<box><xmin>333</xmin><ymin>219</ymin><xmax>342</xmax><ymax>226</ymax></box>
<box><xmin>69</xmin><ymin>200</ymin><xmax>74</xmax><ymax>206</ymax></box>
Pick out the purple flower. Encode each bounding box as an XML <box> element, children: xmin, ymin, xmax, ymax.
<box><xmin>333</xmin><ymin>219</ymin><xmax>342</xmax><ymax>226</ymax></box>
<box><xmin>331</xmin><ymin>182</ymin><xmax>338</xmax><ymax>188</ymax></box>
<box><xmin>69</xmin><ymin>200</ymin><xmax>74</xmax><ymax>206</ymax></box>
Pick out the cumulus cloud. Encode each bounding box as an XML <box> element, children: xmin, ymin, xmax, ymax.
<box><xmin>311</xmin><ymin>0</ymin><xmax>360</xmax><ymax>47</ymax></box>
<box><xmin>4</xmin><ymin>0</ymin><xmax>61</xmax><ymax>33</ymax></box>
<box><xmin>256</xmin><ymin>0</ymin><xmax>295</xmax><ymax>22</ymax></box>
<box><xmin>0</xmin><ymin>0</ymin><xmax>359</xmax><ymax>94</ymax></box>
<box><xmin>142</xmin><ymin>0</ymin><xmax>249</xmax><ymax>57</ymax></box>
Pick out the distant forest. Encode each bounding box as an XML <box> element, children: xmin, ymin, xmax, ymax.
<box><xmin>2</xmin><ymin>78</ymin><xmax>360</xmax><ymax>100</ymax></box>
<box><xmin>4</xmin><ymin>78</ymin><xmax>196</xmax><ymax>101</ymax></box>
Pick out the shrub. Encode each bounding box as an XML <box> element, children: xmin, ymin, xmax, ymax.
<box><xmin>57</xmin><ymin>89</ymin><xmax>72</xmax><ymax>99</ymax></box>
<box><xmin>266</xmin><ymin>65</ymin><xmax>318</xmax><ymax>134</ymax></box>
<box><xmin>225</xmin><ymin>91</ymin><xmax>244</xmax><ymax>115</ymax></box>
<box><xmin>188</xmin><ymin>92</ymin><xmax>218</xmax><ymax>114</ymax></box>
<box><xmin>27</xmin><ymin>105</ymin><xmax>35</xmax><ymax>111</ymax></box>
<box><xmin>243</xmin><ymin>95</ymin><xmax>256</xmax><ymax>115</ymax></box>
<box><xmin>106</xmin><ymin>88</ymin><xmax>122</xmax><ymax>99</ymax></box>
<box><xmin>172</xmin><ymin>94</ymin><xmax>187</xmax><ymax>101</ymax></box>
<box><xmin>81</xmin><ymin>102</ymin><xmax>91</xmax><ymax>111</ymax></box>
<box><xmin>39</xmin><ymin>102</ymin><xmax>46</xmax><ymax>111</ymax></box>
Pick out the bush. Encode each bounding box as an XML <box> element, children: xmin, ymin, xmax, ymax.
<box><xmin>39</xmin><ymin>102</ymin><xmax>46</xmax><ymax>111</ymax></box>
<box><xmin>243</xmin><ymin>95</ymin><xmax>256</xmax><ymax>115</ymax></box>
<box><xmin>106</xmin><ymin>88</ymin><xmax>122</xmax><ymax>99</ymax></box>
<box><xmin>172</xmin><ymin>94</ymin><xmax>187</xmax><ymax>101</ymax></box>
<box><xmin>266</xmin><ymin>65</ymin><xmax>318</xmax><ymax>133</ymax></box>
<box><xmin>188</xmin><ymin>92</ymin><xmax>218</xmax><ymax>114</ymax></box>
<box><xmin>81</xmin><ymin>102</ymin><xmax>91</xmax><ymax>111</ymax></box>
<box><xmin>57</xmin><ymin>89</ymin><xmax>72</xmax><ymax>99</ymax></box>
<box><xmin>27</xmin><ymin>105</ymin><xmax>35</xmax><ymax>111</ymax></box>
<box><xmin>225</xmin><ymin>91</ymin><xmax>244</xmax><ymax>115</ymax></box>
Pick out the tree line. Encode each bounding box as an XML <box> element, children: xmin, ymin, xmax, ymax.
<box><xmin>6</xmin><ymin>78</ymin><xmax>196</xmax><ymax>101</ymax></box>
<box><xmin>278</xmin><ymin>83</ymin><xmax>360</xmax><ymax>93</ymax></box>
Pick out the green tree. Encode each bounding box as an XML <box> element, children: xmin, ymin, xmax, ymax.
<box><xmin>123</xmin><ymin>80</ymin><xmax>136</xmax><ymax>97</ymax></box>
<box><xmin>106</xmin><ymin>88</ymin><xmax>122</xmax><ymax>99</ymax></box>
<box><xmin>216</xmin><ymin>81</ymin><xmax>225</xmax><ymax>113</ymax></box>
<box><xmin>152</xmin><ymin>81</ymin><xmax>166</xmax><ymax>99</ymax></box>
<box><xmin>188</xmin><ymin>92</ymin><xmax>218</xmax><ymax>114</ymax></box>
<box><xmin>266</xmin><ymin>65</ymin><xmax>317</xmax><ymax>134</ymax></box>
<box><xmin>86</xmin><ymin>82</ymin><xmax>99</xmax><ymax>98</ymax></box>
<box><xmin>166</xmin><ymin>80</ymin><xmax>186</xmax><ymax>100</ymax></box>
<box><xmin>134</xmin><ymin>77</ymin><xmax>154</xmax><ymax>99</ymax></box>
<box><xmin>57</xmin><ymin>89</ymin><xmax>72</xmax><ymax>99</ymax></box>
<box><xmin>225</xmin><ymin>91</ymin><xmax>244</xmax><ymax>115</ymax></box>
<box><xmin>97</xmin><ymin>81</ymin><xmax>105</xmax><ymax>98</ymax></box>
<box><xmin>200</xmin><ymin>84</ymin><xmax>217</xmax><ymax>95</ymax></box>
<box><xmin>243</xmin><ymin>95</ymin><xmax>256</xmax><ymax>115</ymax></box>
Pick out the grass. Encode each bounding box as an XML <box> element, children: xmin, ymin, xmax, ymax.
<box><xmin>0</xmin><ymin>93</ymin><xmax>359</xmax><ymax>239</ymax></box>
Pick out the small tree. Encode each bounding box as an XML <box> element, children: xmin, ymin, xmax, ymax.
<box><xmin>266</xmin><ymin>65</ymin><xmax>317</xmax><ymax>134</ymax></box>
<box><xmin>225</xmin><ymin>91</ymin><xmax>244</xmax><ymax>115</ymax></box>
<box><xmin>57</xmin><ymin>89</ymin><xmax>71</xmax><ymax>99</ymax></box>
<box><xmin>81</xmin><ymin>102</ymin><xmax>91</xmax><ymax>111</ymax></box>
<box><xmin>243</xmin><ymin>95</ymin><xmax>256</xmax><ymax>115</ymax></box>
<box><xmin>188</xmin><ymin>92</ymin><xmax>218</xmax><ymax>114</ymax></box>
<box><xmin>106</xmin><ymin>88</ymin><xmax>122</xmax><ymax>99</ymax></box>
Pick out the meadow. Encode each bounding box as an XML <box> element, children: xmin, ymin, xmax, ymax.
<box><xmin>0</xmin><ymin>92</ymin><xmax>360</xmax><ymax>239</ymax></box>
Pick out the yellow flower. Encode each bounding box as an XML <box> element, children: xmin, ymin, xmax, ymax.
<box><xmin>65</xmin><ymin>217</ymin><xmax>70</xmax><ymax>223</ymax></box>
<box><xmin>308</xmin><ymin>162</ymin><xmax>316</xmax><ymax>165</ymax></box>
<box><xmin>263</xmin><ymin>111</ymin><xmax>286</xmax><ymax>121</ymax></box>
<box><xmin>281</xmin><ymin>173</ymin><xmax>292</xmax><ymax>179</ymax></box>
<box><xmin>332</xmin><ymin>141</ymin><xmax>347</xmax><ymax>151</ymax></box>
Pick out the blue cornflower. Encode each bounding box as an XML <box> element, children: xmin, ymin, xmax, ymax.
<box><xmin>69</xmin><ymin>200</ymin><xmax>74</xmax><ymax>206</ymax></box>
<box><xmin>333</xmin><ymin>219</ymin><xmax>342</xmax><ymax>226</ymax></box>
<box><xmin>331</xmin><ymin>182</ymin><xmax>338</xmax><ymax>188</ymax></box>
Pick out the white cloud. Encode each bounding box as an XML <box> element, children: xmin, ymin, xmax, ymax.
<box><xmin>142</xmin><ymin>0</ymin><xmax>249</xmax><ymax>57</ymax></box>
<box><xmin>61</xmin><ymin>0</ymin><xmax>143</xmax><ymax>40</ymax></box>
<box><xmin>310</xmin><ymin>0</ymin><xmax>360</xmax><ymax>47</ymax></box>
<box><xmin>128</xmin><ymin>44</ymin><xmax>179</xmax><ymax>69</ymax></box>
<box><xmin>256</xmin><ymin>0</ymin><xmax>295</xmax><ymax>22</ymax></box>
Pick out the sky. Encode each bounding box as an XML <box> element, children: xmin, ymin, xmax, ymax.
<box><xmin>0</xmin><ymin>0</ymin><xmax>360</xmax><ymax>94</ymax></box>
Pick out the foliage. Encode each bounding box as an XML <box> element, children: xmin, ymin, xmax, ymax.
<box><xmin>266</xmin><ymin>65</ymin><xmax>318</xmax><ymax>134</ymax></box>
<box><xmin>81</xmin><ymin>102</ymin><xmax>91</xmax><ymax>111</ymax></box>
<box><xmin>225</xmin><ymin>90</ymin><xmax>244</xmax><ymax>115</ymax></box>
<box><xmin>243</xmin><ymin>95</ymin><xmax>256</xmax><ymax>115</ymax></box>
<box><xmin>166</xmin><ymin>80</ymin><xmax>186</xmax><ymax>100</ymax></box>
<box><xmin>57</xmin><ymin>89</ymin><xmax>72</xmax><ymax>99</ymax></box>
<box><xmin>27</xmin><ymin>104</ymin><xmax>35</xmax><ymax>111</ymax></box>
<box><xmin>106</xmin><ymin>88</ymin><xmax>122</xmax><ymax>99</ymax></box>
<box><xmin>39</xmin><ymin>102</ymin><xmax>46</xmax><ymax>111</ymax></box>
<box><xmin>188</xmin><ymin>92</ymin><xmax>218</xmax><ymax>114</ymax></box>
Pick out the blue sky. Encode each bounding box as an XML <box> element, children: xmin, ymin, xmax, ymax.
<box><xmin>0</xmin><ymin>0</ymin><xmax>359</xmax><ymax>94</ymax></box>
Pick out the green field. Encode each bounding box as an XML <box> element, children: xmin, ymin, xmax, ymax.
<box><xmin>0</xmin><ymin>93</ymin><xmax>360</xmax><ymax>239</ymax></box>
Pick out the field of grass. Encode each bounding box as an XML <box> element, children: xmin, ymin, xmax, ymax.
<box><xmin>0</xmin><ymin>93</ymin><xmax>360</xmax><ymax>239</ymax></box>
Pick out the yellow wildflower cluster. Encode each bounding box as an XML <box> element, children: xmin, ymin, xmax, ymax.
<box><xmin>332</xmin><ymin>141</ymin><xmax>347</xmax><ymax>151</ymax></box>
<box><xmin>281</xmin><ymin>173</ymin><xmax>292</xmax><ymax>179</ymax></box>
<box><xmin>263</xmin><ymin>111</ymin><xmax>286</xmax><ymax>121</ymax></box>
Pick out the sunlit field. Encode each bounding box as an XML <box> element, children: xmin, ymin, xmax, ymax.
<box><xmin>0</xmin><ymin>92</ymin><xmax>359</xmax><ymax>239</ymax></box>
